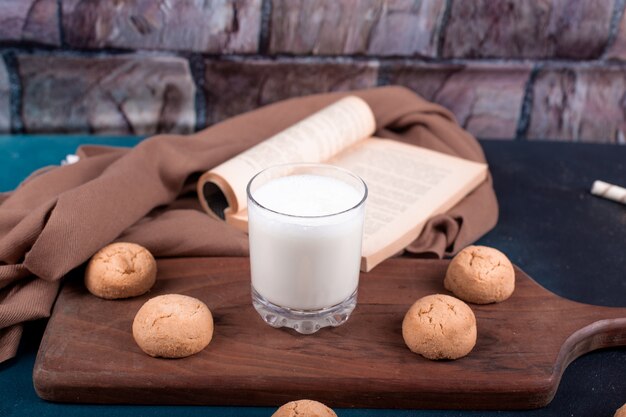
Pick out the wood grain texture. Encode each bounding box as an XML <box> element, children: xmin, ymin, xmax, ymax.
<box><xmin>33</xmin><ymin>258</ymin><xmax>626</xmax><ymax>409</ymax></box>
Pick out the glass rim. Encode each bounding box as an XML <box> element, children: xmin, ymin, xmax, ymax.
<box><xmin>246</xmin><ymin>162</ymin><xmax>368</xmax><ymax>219</ymax></box>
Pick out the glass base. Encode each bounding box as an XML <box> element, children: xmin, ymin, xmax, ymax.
<box><xmin>251</xmin><ymin>287</ymin><xmax>357</xmax><ymax>334</ymax></box>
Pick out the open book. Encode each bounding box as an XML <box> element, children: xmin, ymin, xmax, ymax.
<box><xmin>197</xmin><ymin>96</ymin><xmax>488</xmax><ymax>272</ymax></box>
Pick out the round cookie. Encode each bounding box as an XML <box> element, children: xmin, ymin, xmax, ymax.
<box><xmin>402</xmin><ymin>294</ymin><xmax>477</xmax><ymax>360</ymax></box>
<box><xmin>444</xmin><ymin>245</ymin><xmax>515</xmax><ymax>304</ymax></box>
<box><xmin>132</xmin><ymin>294</ymin><xmax>213</xmax><ymax>358</ymax></box>
<box><xmin>272</xmin><ymin>400</ymin><xmax>337</xmax><ymax>417</ymax></box>
<box><xmin>85</xmin><ymin>242</ymin><xmax>157</xmax><ymax>299</ymax></box>
<box><xmin>615</xmin><ymin>403</ymin><xmax>626</xmax><ymax>417</ymax></box>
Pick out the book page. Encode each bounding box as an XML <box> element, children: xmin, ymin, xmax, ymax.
<box><xmin>201</xmin><ymin>96</ymin><xmax>376</xmax><ymax>214</ymax></box>
<box><xmin>330</xmin><ymin>138</ymin><xmax>488</xmax><ymax>270</ymax></box>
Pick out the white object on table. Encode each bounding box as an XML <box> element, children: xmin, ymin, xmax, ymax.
<box><xmin>61</xmin><ymin>154</ymin><xmax>80</xmax><ymax>165</ymax></box>
<box><xmin>590</xmin><ymin>180</ymin><xmax>626</xmax><ymax>205</ymax></box>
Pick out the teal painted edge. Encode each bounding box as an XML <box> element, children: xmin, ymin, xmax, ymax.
<box><xmin>0</xmin><ymin>135</ymin><xmax>145</xmax><ymax>192</ymax></box>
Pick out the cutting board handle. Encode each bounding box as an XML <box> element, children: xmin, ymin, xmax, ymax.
<box><xmin>558</xmin><ymin>305</ymin><xmax>626</xmax><ymax>372</ymax></box>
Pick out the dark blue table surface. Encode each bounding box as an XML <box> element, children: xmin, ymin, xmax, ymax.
<box><xmin>0</xmin><ymin>136</ymin><xmax>624</xmax><ymax>417</ymax></box>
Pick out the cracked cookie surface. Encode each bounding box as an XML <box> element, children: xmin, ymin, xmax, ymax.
<box><xmin>402</xmin><ymin>294</ymin><xmax>476</xmax><ymax>360</ymax></box>
<box><xmin>444</xmin><ymin>245</ymin><xmax>515</xmax><ymax>304</ymax></box>
<box><xmin>132</xmin><ymin>294</ymin><xmax>213</xmax><ymax>358</ymax></box>
<box><xmin>84</xmin><ymin>242</ymin><xmax>157</xmax><ymax>299</ymax></box>
<box><xmin>615</xmin><ymin>403</ymin><xmax>626</xmax><ymax>417</ymax></box>
<box><xmin>272</xmin><ymin>399</ymin><xmax>337</xmax><ymax>417</ymax></box>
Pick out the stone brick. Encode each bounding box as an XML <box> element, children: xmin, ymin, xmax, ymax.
<box><xmin>62</xmin><ymin>0</ymin><xmax>261</xmax><ymax>53</ymax></box>
<box><xmin>528</xmin><ymin>67</ymin><xmax>626</xmax><ymax>143</ymax></box>
<box><xmin>270</xmin><ymin>0</ymin><xmax>446</xmax><ymax>57</ymax></box>
<box><xmin>204</xmin><ymin>59</ymin><xmax>378</xmax><ymax>124</ymax></box>
<box><xmin>0</xmin><ymin>0</ymin><xmax>60</xmax><ymax>45</ymax></box>
<box><xmin>18</xmin><ymin>55</ymin><xmax>195</xmax><ymax>135</ymax></box>
<box><xmin>442</xmin><ymin>0</ymin><xmax>614</xmax><ymax>59</ymax></box>
<box><xmin>606</xmin><ymin>9</ymin><xmax>626</xmax><ymax>60</ymax></box>
<box><xmin>0</xmin><ymin>60</ymin><xmax>10</xmax><ymax>132</ymax></box>
<box><xmin>386</xmin><ymin>62</ymin><xmax>531</xmax><ymax>139</ymax></box>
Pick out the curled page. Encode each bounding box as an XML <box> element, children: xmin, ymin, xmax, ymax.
<box><xmin>198</xmin><ymin>96</ymin><xmax>376</xmax><ymax>218</ymax></box>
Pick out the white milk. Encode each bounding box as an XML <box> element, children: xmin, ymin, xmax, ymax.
<box><xmin>248</xmin><ymin>174</ymin><xmax>365</xmax><ymax>310</ymax></box>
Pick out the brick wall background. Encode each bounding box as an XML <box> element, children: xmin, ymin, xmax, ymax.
<box><xmin>1</xmin><ymin>0</ymin><xmax>626</xmax><ymax>143</ymax></box>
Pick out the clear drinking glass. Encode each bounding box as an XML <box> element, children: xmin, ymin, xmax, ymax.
<box><xmin>247</xmin><ymin>163</ymin><xmax>367</xmax><ymax>334</ymax></box>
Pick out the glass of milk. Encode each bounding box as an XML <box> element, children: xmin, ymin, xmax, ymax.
<box><xmin>247</xmin><ymin>163</ymin><xmax>367</xmax><ymax>334</ymax></box>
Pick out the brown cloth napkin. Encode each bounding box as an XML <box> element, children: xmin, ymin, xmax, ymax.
<box><xmin>0</xmin><ymin>86</ymin><xmax>498</xmax><ymax>363</ymax></box>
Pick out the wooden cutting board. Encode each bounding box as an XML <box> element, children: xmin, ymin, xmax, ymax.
<box><xmin>33</xmin><ymin>257</ymin><xmax>626</xmax><ymax>409</ymax></box>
